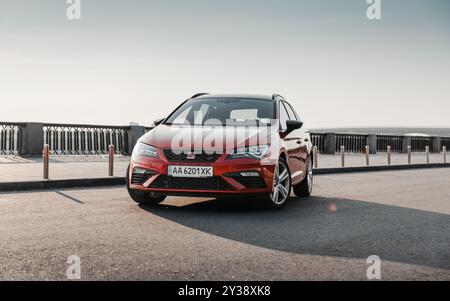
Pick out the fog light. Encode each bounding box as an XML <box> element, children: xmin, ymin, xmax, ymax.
<box><xmin>240</xmin><ymin>171</ymin><xmax>260</xmax><ymax>177</ymax></box>
<box><xmin>133</xmin><ymin>167</ymin><xmax>156</xmax><ymax>175</ymax></box>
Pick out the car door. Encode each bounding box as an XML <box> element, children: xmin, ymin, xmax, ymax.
<box><xmin>280</xmin><ymin>101</ymin><xmax>303</xmax><ymax>185</ymax></box>
<box><xmin>285</xmin><ymin>102</ymin><xmax>309</xmax><ymax>180</ymax></box>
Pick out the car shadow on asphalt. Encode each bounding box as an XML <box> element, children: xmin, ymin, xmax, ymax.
<box><xmin>140</xmin><ymin>196</ymin><xmax>450</xmax><ymax>270</ymax></box>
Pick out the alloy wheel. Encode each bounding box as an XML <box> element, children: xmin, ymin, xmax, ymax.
<box><xmin>270</xmin><ymin>160</ymin><xmax>291</xmax><ymax>205</ymax></box>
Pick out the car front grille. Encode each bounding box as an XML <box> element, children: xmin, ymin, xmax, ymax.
<box><xmin>150</xmin><ymin>175</ymin><xmax>234</xmax><ymax>191</ymax></box>
<box><xmin>163</xmin><ymin>149</ymin><xmax>222</xmax><ymax>163</ymax></box>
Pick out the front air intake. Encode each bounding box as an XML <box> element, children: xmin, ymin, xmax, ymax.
<box><xmin>131</xmin><ymin>168</ymin><xmax>157</xmax><ymax>185</ymax></box>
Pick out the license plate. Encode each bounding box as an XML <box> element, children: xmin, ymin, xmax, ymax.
<box><xmin>168</xmin><ymin>165</ymin><xmax>213</xmax><ymax>178</ymax></box>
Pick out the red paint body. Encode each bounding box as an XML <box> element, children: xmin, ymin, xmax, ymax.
<box><xmin>128</xmin><ymin>95</ymin><xmax>312</xmax><ymax>197</ymax></box>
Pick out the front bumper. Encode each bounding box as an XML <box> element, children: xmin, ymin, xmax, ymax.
<box><xmin>129</xmin><ymin>152</ymin><xmax>275</xmax><ymax>195</ymax></box>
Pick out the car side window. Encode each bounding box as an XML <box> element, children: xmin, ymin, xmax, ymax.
<box><xmin>279</xmin><ymin>102</ymin><xmax>290</xmax><ymax>130</ymax></box>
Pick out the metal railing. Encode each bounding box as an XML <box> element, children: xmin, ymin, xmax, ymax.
<box><xmin>1</xmin><ymin>121</ymin><xmax>450</xmax><ymax>157</ymax></box>
<box><xmin>410</xmin><ymin>136</ymin><xmax>433</xmax><ymax>152</ymax></box>
<box><xmin>441</xmin><ymin>138</ymin><xmax>450</xmax><ymax>151</ymax></box>
<box><xmin>335</xmin><ymin>134</ymin><xmax>368</xmax><ymax>153</ymax></box>
<box><xmin>43</xmin><ymin>123</ymin><xmax>129</xmax><ymax>155</ymax></box>
<box><xmin>377</xmin><ymin>135</ymin><xmax>403</xmax><ymax>153</ymax></box>
<box><xmin>310</xmin><ymin>132</ymin><xmax>325</xmax><ymax>153</ymax></box>
<box><xmin>0</xmin><ymin>122</ymin><xmax>24</xmax><ymax>155</ymax></box>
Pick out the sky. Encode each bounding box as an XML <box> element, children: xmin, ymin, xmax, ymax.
<box><xmin>0</xmin><ymin>0</ymin><xmax>449</xmax><ymax>128</ymax></box>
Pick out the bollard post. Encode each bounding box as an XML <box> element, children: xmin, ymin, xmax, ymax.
<box><xmin>365</xmin><ymin>145</ymin><xmax>370</xmax><ymax>166</ymax></box>
<box><xmin>109</xmin><ymin>145</ymin><xmax>115</xmax><ymax>177</ymax></box>
<box><xmin>387</xmin><ymin>146</ymin><xmax>391</xmax><ymax>165</ymax></box>
<box><xmin>444</xmin><ymin>146</ymin><xmax>447</xmax><ymax>163</ymax></box>
<box><xmin>340</xmin><ymin>145</ymin><xmax>345</xmax><ymax>167</ymax></box>
<box><xmin>425</xmin><ymin>146</ymin><xmax>430</xmax><ymax>164</ymax></box>
<box><xmin>43</xmin><ymin>144</ymin><xmax>49</xmax><ymax>180</ymax></box>
<box><xmin>407</xmin><ymin>146</ymin><xmax>411</xmax><ymax>164</ymax></box>
<box><xmin>313</xmin><ymin>146</ymin><xmax>318</xmax><ymax>169</ymax></box>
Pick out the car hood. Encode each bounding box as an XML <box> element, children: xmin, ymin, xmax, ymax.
<box><xmin>140</xmin><ymin>124</ymin><xmax>278</xmax><ymax>151</ymax></box>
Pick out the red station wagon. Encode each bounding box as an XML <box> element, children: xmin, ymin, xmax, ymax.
<box><xmin>127</xmin><ymin>93</ymin><xmax>313</xmax><ymax>208</ymax></box>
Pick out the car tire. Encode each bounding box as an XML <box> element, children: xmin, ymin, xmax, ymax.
<box><xmin>264</xmin><ymin>157</ymin><xmax>291</xmax><ymax>209</ymax></box>
<box><xmin>126</xmin><ymin>165</ymin><xmax>167</xmax><ymax>205</ymax></box>
<box><xmin>293</xmin><ymin>155</ymin><xmax>313</xmax><ymax>197</ymax></box>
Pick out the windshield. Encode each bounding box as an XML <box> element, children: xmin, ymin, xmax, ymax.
<box><xmin>164</xmin><ymin>98</ymin><xmax>276</xmax><ymax>126</ymax></box>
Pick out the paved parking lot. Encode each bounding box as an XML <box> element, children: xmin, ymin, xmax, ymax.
<box><xmin>0</xmin><ymin>168</ymin><xmax>449</xmax><ymax>280</ymax></box>
<box><xmin>0</xmin><ymin>156</ymin><xmax>130</xmax><ymax>182</ymax></box>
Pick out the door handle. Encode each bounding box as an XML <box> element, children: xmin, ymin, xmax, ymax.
<box><xmin>296</xmin><ymin>139</ymin><xmax>302</xmax><ymax>144</ymax></box>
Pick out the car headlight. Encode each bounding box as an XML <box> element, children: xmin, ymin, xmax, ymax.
<box><xmin>226</xmin><ymin>145</ymin><xmax>270</xmax><ymax>160</ymax></box>
<box><xmin>132</xmin><ymin>142</ymin><xmax>159</xmax><ymax>159</ymax></box>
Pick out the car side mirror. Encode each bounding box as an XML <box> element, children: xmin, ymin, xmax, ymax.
<box><xmin>284</xmin><ymin>120</ymin><xmax>303</xmax><ymax>135</ymax></box>
<box><xmin>154</xmin><ymin>118</ymin><xmax>165</xmax><ymax>126</ymax></box>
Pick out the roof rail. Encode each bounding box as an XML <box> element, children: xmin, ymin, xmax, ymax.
<box><xmin>272</xmin><ymin>94</ymin><xmax>284</xmax><ymax>100</ymax></box>
<box><xmin>191</xmin><ymin>93</ymin><xmax>210</xmax><ymax>99</ymax></box>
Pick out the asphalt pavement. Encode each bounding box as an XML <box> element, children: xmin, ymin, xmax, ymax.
<box><xmin>0</xmin><ymin>168</ymin><xmax>449</xmax><ymax>280</ymax></box>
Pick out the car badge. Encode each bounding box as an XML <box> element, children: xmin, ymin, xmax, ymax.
<box><xmin>186</xmin><ymin>152</ymin><xmax>196</xmax><ymax>160</ymax></box>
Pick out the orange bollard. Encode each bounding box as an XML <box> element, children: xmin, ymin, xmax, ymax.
<box><xmin>43</xmin><ymin>144</ymin><xmax>49</xmax><ymax>180</ymax></box>
<box><xmin>313</xmin><ymin>146</ymin><xmax>318</xmax><ymax>169</ymax></box>
<box><xmin>365</xmin><ymin>145</ymin><xmax>370</xmax><ymax>166</ymax></box>
<box><xmin>407</xmin><ymin>146</ymin><xmax>411</xmax><ymax>164</ymax></box>
<box><xmin>387</xmin><ymin>146</ymin><xmax>391</xmax><ymax>165</ymax></box>
<box><xmin>109</xmin><ymin>145</ymin><xmax>115</xmax><ymax>176</ymax></box>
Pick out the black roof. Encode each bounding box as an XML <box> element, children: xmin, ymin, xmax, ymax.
<box><xmin>193</xmin><ymin>93</ymin><xmax>283</xmax><ymax>101</ymax></box>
